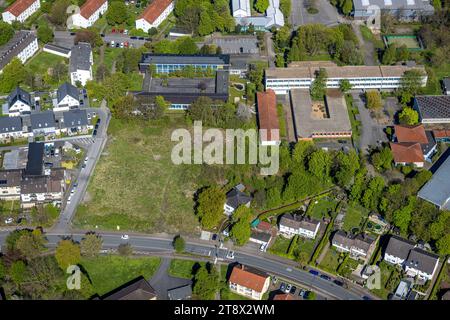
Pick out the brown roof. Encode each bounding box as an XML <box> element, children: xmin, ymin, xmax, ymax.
<box><xmin>390</xmin><ymin>142</ymin><xmax>424</xmax><ymax>163</ymax></box>
<box><xmin>5</xmin><ymin>0</ymin><xmax>37</xmax><ymax>16</ymax></box>
<box><xmin>256</xmin><ymin>221</ymin><xmax>272</xmax><ymax>232</ymax></box>
<box><xmin>395</xmin><ymin>124</ymin><xmax>428</xmax><ymax>143</ymax></box>
<box><xmin>273</xmin><ymin>293</ymin><xmax>294</xmax><ymax>300</ymax></box>
<box><xmin>257</xmin><ymin>89</ymin><xmax>280</xmax><ymax>142</ymax></box>
<box><xmin>80</xmin><ymin>0</ymin><xmax>107</xmax><ymax>19</ymax></box>
<box><xmin>0</xmin><ymin>169</ymin><xmax>22</xmax><ymax>187</ymax></box>
<box><xmin>139</xmin><ymin>0</ymin><xmax>173</xmax><ymax>24</ymax></box>
<box><xmin>229</xmin><ymin>265</ymin><xmax>269</xmax><ymax>293</ymax></box>
<box><xmin>433</xmin><ymin>129</ymin><xmax>450</xmax><ymax>138</ymax></box>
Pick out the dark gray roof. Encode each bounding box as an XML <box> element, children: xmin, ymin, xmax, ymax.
<box><xmin>332</xmin><ymin>231</ymin><xmax>374</xmax><ymax>252</ymax></box>
<box><xmin>103</xmin><ymin>278</ymin><xmax>157</xmax><ymax>300</ymax></box>
<box><xmin>70</xmin><ymin>42</ymin><xmax>92</xmax><ymax>72</ymax></box>
<box><xmin>24</xmin><ymin>142</ymin><xmax>44</xmax><ymax>176</ymax></box>
<box><xmin>418</xmin><ymin>154</ymin><xmax>450</xmax><ymax>209</ymax></box>
<box><xmin>226</xmin><ymin>187</ymin><xmax>252</xmax><ymax>209</ymax></box>
<box><xmin>443</xmin><ymin>78</ymin><xmax>450</xmax><ymax>91</ymax></box>
<box><xmin>7</xmin><ymin>87</ymin><xmax>31</xmax><ymax>107</ymax></box>
<box><xmin>43</xmin><ymin>43</ymin><xmax>71</xmax><ymax>55</ymax></box>
<box><xmin>384</xmin><ymin>235</ymin><xmax>416</xmax><ymax>260</ymax></box>
<box><xmin>30</xmin><ymin>111</ymin><xmax>56</xmax><ymax>130</ymax></box>
<box><xmin>415</xmin><ymin>95</ymin><xmax>450</xmax><ymax>120</ymax></box>
<box><xmin>0</xmin><ymin>169</ymin><xmax>22</xmax><ymax>187</ymax></box>
<box><xmin>421</xmin><ymin>130</ymin><xmax>436</xmax><ymax>156</ymax></box>
<box><xmin>353</xmin><ymin>0</ymin><xmax>435</xmax><ymax>11</ymax></box>
<box><xmin>0</xmin><ymin>31</ymin><xmax>37</xmax><ymax>71</ymax></box>
<box><xmin>250</xmin><ymin>230</ymin><xmax>272</xmax><ymax>243</ymax></box>
<box><xmin>57</xmin><ymin>82</ymin><xmax>79</xmax><ymax>103</ymax></box>
<box><xmin>0</xmin><ymin>116</ymin><xmax>22</xmax><ymax>134</ymax></box>
<box><xmin>279</xmin><ymin>213</ymin><xmax>320</xmax><ymax>232</ymax></box>
<box><xmin>140</xmin><ymin>53</ymin><xmax>230</xmax><ymax>66</ymax></box>
<box><xmin>405</xmin><ymin>248</ymin><xmax>439</xmax><ymax>275</ymax></box>
<box><xmin>215</xmin><ymin>70</ymin><xmax>229</xmax><ymax>95</ymax></box>
<box><xmin>167</xmin><ymin>284</ymin><xmax>192</xmax><ymax>300</ymax></box>
<box><xmin>62</xmin><ymin>109</ymin><xmax>88</xmax><ymax>128</ymax></box>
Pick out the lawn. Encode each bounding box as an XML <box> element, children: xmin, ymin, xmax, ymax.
<box><xmin>27</xmin><ymin>51</ymin><xmax>68</xmax><ymax>76</ymax></box>
<box><xmin>306</xmin><ymin>197</ymin><xmax>338</xmax><ymax>220</ymax></box>
<box><xmin>318</xmin><ymin>248</ymin><xmax>341</xmax><ymax>273</ymax></box>
<box><xmin>74</xmin><ymin>116</ymin><xmax>203</xmax><ymax>234</ymax></box>
<box><xmin>342</xmin><ymin>203</ymin><xmax>368</xmax><ymax>233</ymax></box>
<box><xmin>80</xmin><ymin>255</ymin><xmax>161</xmax><ymax>296</ymax></box>
<box><xmin>269</xmin><ymin>235</ymin><xmax>316</xmax><ymax>264</ymax></box>
<box><xmin>345</xmin><ymin>94</ymin><xmax>361</xmax><ymax>147</ymax></box>
<box><xmin>168</xmin><ymin>259</ymin><xmax>205</xmax><ymax>279</ymax></box>
<box><xmin>269</xmin><ymin>236</ymin><xmax>291</xmax><ymax>256</ymax></box>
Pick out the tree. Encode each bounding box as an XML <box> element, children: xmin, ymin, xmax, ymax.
<box><xmin>398</xmin><ymin>107</ymin><xmax>419</xmax><ymax>125</ymax></box>
<box><xmin>37</xmin><ymin>23</ymin><xmax>54</xmax><ymax>44</ymax></box>
<box><xmin>192</xmin><ymin>264</ymin><xmax>219</xmax><ymax>299</ymax></box>
<box><xmin>118</xmin><ymin>243</ymin><xmax>133</xmax><ymax>256</ymax></box>
<box><xmin>15</xmin><ymin>229</ymin><xmax>47</xmax><ymax>260</ymax></box>
<box><xmin>74</xmin><ymin>29</ymin><xmax>102</xmax><ymax>47</ymax></box>
<box><xmin>365</xmin><ymin>90</ymin><xmax>382</xmax><ymax>109</ymax></box>
<box><xmin>230</xmin><ymin>206</ymin><xmax>253</xmax><ymax>246</ymax></box>
<box><xmin>55</xmin><ymin>240</ymin><xmax>81</xmax><ymax>270</ymax></box>
<box><xmin>173</xmin><ymin>235</ymin><xmax>185</xmax><ymax>253</ymax></box>
<box><xmin>339</xmin><ymin>79</ymin><xmax>352</xmax><ymax>93</ymax></box>
<box><xmin>80</xmin><ymin>233</ymin><xmax>103</xmax><ymax>258</ymax></box>
<box><xmin>393</xmin><ymin>196</ymin><xmax>416</xmax><ymax>234</ymax></box>
<box><xmin>339</xmin><ymin>40</ymin><xmax>363</xmax><ymax>65</ymax></box>
<box><xmin>255</xmin><ymin>0</ymin><xmax>269</xmax><ymax>13</ymax></box>
<box><xmin>342</xmin><ymin>0</ymin><xmax>353</xmax><ymax>15</ymax></box>
<box><xmin>399</xmin><ymin>69</ymin><xmax>424</xmax><ymax>100</ymax></box>
<box><xmin>372</xmin><ymin>147</ymin><xmax>393</xmax><ymax>171</ymax></box>
<box><xmin>49</xmin><ymin>0</ymin><xmax>70</xmax><ymax>26</ymax></box>
<box><xmin>177</xmin><ymin>37</ymin><xmax>198</xmax><ymax>54</ymax></box>
<box><xmin>9</xmin><ymin>260</ymin><xmax>27</xmax><ymax>285</ymax></box>
<box><xmin>0</xmin><ymin>259</ymin><xmax>6</xmax><ymax>280</ymax></box>
<box><xmin>95</xmin><ymin>63</ymin><xmax>110</xmax><ymax>82</ymax></box>
<box><xmin>335</xmin><ymin>150</ymin><xmax>360</xmax><ymax>187</ymax></box>
<box><xmin>106</xmin><ymin>1</ymin><xmax>128</xmax><ymax>25</ymax></box>
<box><xmin>0</xmin><ymin>21</ymin><xmax>14</xmax><ymax>46</ymax></box>
<box><xmin>148</xmin><ymin>27</ymin><xmax>158</xmax><ymax>36</ymax></box>
<box><xmin>196</xmin><ymin>186</ymin><xmax>226</xmax><ymax>229</ymax></box>
<box><xmin>310</xmin><ymin>68</ymin><xmax>327</xmax><ymax>100</ymax></box>
<box><xmin>308</xmin><ymin>149</ymin><xmax>332</xmax><ymax>181</ymax></box>
<box><xmin>436</xmin><ymin>234</ymin><xmax>450</xmax><ymax>256</ymax></box>
<box><xmin>0</xmin><ymin>58</ymin><xmax>27</xmax><ymax>93</ymax></box>
<box><xmin>382</xmin><ymin>44</ymin><xmax>397</xmax><ymax>65</ymax></box>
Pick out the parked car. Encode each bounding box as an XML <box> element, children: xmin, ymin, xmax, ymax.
<box><xmin>333</xmin><ymin>279</ymin><xmax>344</xmax><ymax>287</ymax></box>
<box><xmin>100</xmin><ymin>33</ymin><xmax>105</xmax><ymax>37</ymax></box>
<box><xmin>84</xmin><ymin>157</ymin><xmax>89</xmax><ymax>164</ymax></box>
<box><xmin>290</xmin><ymin>286</ymin><xmax>297</xmax><ymax>294</ymax></box>
<box><xmin>124</xmin><ymin>29</ymin><xmax>128</xmax><ymax>35</ymax></box>
<box><xmin>362</xmin><ymin>296</ymin><xmax>372</xmax><ymax>300</ymax></box>
<box><xmin>309</xmin><ymin>269</ymin><xmax>319</xmax><ymax>276</ymax></box>
<box><xmin>4</xmin><ymin>217</ymin><xmax>13</xmax><ymax>224</ymax></box>
<box><xmin>70</xmin><ymin>32</ymin><xmax>76</xmax><ymax>35</ymax></box>
<box><xmin>96</xmin><ymin>118</ymin><xmax>101</xmax><ymax>124</ymax></box>
<box><xmin>285</xmin><ymin>284</ymin><xmax>292</xmax><ymax>294</ymax></box>
<box><xmin>279</xmin><ymin>282</ymin><xmax>286</xmax><ymax>292</ymax></box>
<box><xmin>93</xmin><ymin>129</ymin><xmax>97</xmax><ymax>136</ymax></box>
<box><xmin>272</xmin><ymin>276</ymin><xmax>278</xmax><ymax>284</ymax></box>
<box><xmin>138</xmin><ymin>37</ymin><xmax>144</xmax><ymax>40</ymax></box>
<box><xmin>259</xmin><ymin>243</ymin><xmax>267</xmax><ymax>252</ymax></box>
<box><xmin>298</xmin><ymin>289</ymin><xmax>306</xmax><ymax>297</ymax></box>
<box><xmin>320</xmin><ymin>274</ymin><xmax>331</xmax><ymax>281</ymax></box>
<box><xmin>112</xmin><ymin>29</ymin><xmax>116</xmax><ymax>33</ymax></box>
<box><xmin>44</xmin><ymin>162</ymin><xmax>53</xmax><ymax>167</ymax></box>
<box><xmin>115</xmin><ymin>43</ymin><xmax>120</xmax><ymax>48</ymax></box>
<box><xmin>67</xmin><ymin>194</ymin><xmax>72</xmax><ymax>203</ymax></box>
<box><xmin>130</xmin><ymin>36</ymin><xmax>137</xmax><ymax>39</ymax></box>
<box><xmin>110</xmin><ymin>40</ymin><xmax>115</xmax><ymax>46</ymax></box>
<box><xmin>303</xmin><ymin>291</ymin><xmax>311</xmax><ymax>299</ymax></box>
<box><xmin>211</xmin><ymin>233</ymin><xmax>217</xmax><ymax>241</ymax></box>
<box><xmin>120</xmin><ymin>42</ymin><xmax>124</xmax><ymax>48</ymax></box>
<box><xmin>121</xmin><ymin>234</ymin><xmax>129</xmax><ymax>240</ymax></box>
<box><xmin>95</xmin><ymin>123</ymin><xmax>99</xmax><ymax>130</ymax></box>
<box><xmin>226</xmin><ymin>250</ymin><xmax>235</xmax><ymax>259</ymax></box>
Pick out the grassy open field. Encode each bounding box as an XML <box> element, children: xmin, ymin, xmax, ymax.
<box><xmin>318</xmin><ymin>248</ymin><xmax>341</xmax><ymax>273</ymax></box>
<box><xmin>168</xmin><ymin>259</ymin><xmax>205</xmax><ymax>279</ymax></box>
<box><xmin>80</xmin><ymin>255</ymin><xmax>161</xmax><ymax>296</ymax></box>
<box><xmin>342</xmin><ymin>203</ymin><xmax>369</xmax><ymax>233</ymax></box>
<box><xmin>27</xmin><ymin>51</ymin><xmax>68</xmax><ymax>76</ymax></box>
<box><xmin>307</xmin><ymin>197</ymin><xmax>338</xmax><ymax>220</ymax></box>
<box><xmin>74</xmin><ymin>116</ymin><xmax>204</xmax><ymax>234</ymax></box>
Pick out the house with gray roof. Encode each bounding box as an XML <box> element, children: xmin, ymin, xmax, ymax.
<box><xmin>167</xmin><ymin>284</ymin><xmax>192</xmax><ymax>300</ymax></box>
<box><xmin>0</xmin><ymin>116</ymin><xmax>25</xmax><ymax>141</ymax></box>
<box><xmin>5</xmin><ymin>87</ymin><xmax>33</xmax><ymax>116</ymax></box>
<box><xmin>55</xmin><ymin>82</ymin><xmax>80</xmax><ymax>111</ymax></box>
<box><xmin>224</xmin><ymin>185</ymin><xmax>253</xmax><ymax>215</ymax></box>
<box><xmin>352</xmin><ymin>0</ymin><xmax>435</xmax><ymax>21</ymax></box>
<box><xmin>249</xmin><ymin>230</ymin><xmax>272</xmax><ymax>249</ymax></box>
<box><xmin>418</xmin><ymin>154</ymin><xmax>450</xmax><ymax>210</ymax></box>
<box><xmin>0</xmin><ymin>169</ymin><xmax>22</xmax><ymax>200</ymax></box>
<box><xmin>383</xmin><ymin>235</ymin><xmax>416</xmax><ymax>265</ymax></box>
<box><xmin>331</xmin><ymin>231</ymin><xmax>375</xmax><ymax>260</ymax></box>
<box><xmin>102</xmin><ymin>277</ymin><xmax>157</xmax><ymax>300</ymax></box>
<box><xmin>279</xmin><ymin>213</ymin><xmax>321</xmax><ymax>239</ymax></box>
<box><xmin>30</xmin><ymin>111</ymin><xmax>57</xmax><ymax>136</ymax></box>
<box><xmin>0</xmin><ymin>31</ymin><xmax>38</xmax><ymax>72</ymax></box>
<box><xmin>414</xmin><ymin>95</ymin><xmax>450</xmax><ymax>124</ymax></box>
<box><xmin>61</xmin><ymin>109</ymin><xmax>91</xmax><ymax>135</ymax></box>
<box><xmin>43</xmin><ymin>43</ymin><xmax>71</xmax><ymax>58</ymax></box>
<box><xmin>70</xmin><ymin>42</ymin><xmax>93</xmax><ymax>86</ymax></box>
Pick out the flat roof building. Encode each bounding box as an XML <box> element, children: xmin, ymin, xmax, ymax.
<box><xmin>139</xmin><ymin>54</ymin><xmax>230</xmax><ymax>74</ymax></box>
<box><xmin>290</xmin><ymin>89</ymin><xmax>352</xmax><ymax>140</ymax></box>
<box><xmin>353</xmin><ymin>0</ymin><xmax>435</xmax><ymax>20</ymax></box>
<box><xmin>418</xmin><ymin>154</ymin><xmax>450</xmax><ymax>210</ymax></box>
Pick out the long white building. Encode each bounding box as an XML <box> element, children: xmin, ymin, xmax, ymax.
<box><xmin>0</xmin><ymin>31</ymin><xmax>38</xmax><ymax>72</ymax></box>
<box><xmin>70</xmin><ymin>0</ymin><xmax>108</xmax><ymax>28</ymax></box>
<box><xmin>265</xmin><ymin>63</ymin><xmax>427</xmax><ymax>95</ymax></box>
<box><xmin>135</xmin><ymin>0</ymin><xmax>174</xmax><ymax>33</ymax></box>
<box><xmin>1</xmin><ymin>0</ymin><xmax>40</xmax><ymax>24</ymax></box>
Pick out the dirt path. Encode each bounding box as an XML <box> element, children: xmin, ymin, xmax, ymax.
<box><xmin>352</xmin><ymin>22</ymin><xmax>376</xmax><ymax>66</ymax></box>
<box><xmin>316</xmin><ymin>242</ymin><xmax>330</xmax><ymax>265</ymax></box>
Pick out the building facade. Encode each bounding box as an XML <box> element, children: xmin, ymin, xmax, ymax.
<box><xmin>139</xmin><ymin>54</ymin><xmax>230</xmax><ymax>74</ymax></box>
<box><xmin>71</xmin><ymin>0</ymin><xmax>108</xmax><ymax>28</ymax></box>
<box><xmin>352</xmin><ymin>0</ymin><xmax>435</xmax><ymax>21</ymax></box>
<box><xmin>135</xmin><ymin>0</ymin><xmax>174</xmax><ymax>32</ymax></box>
<box><xmin>229</xmin><ymin>265</ymin><xmax>270</xmax><ymax>300</ymax></box>
<box><xmin>0</xmin><ymin>31</ymin><xmax>38</xmax><ymax>72</ymax></box>
<box><xmin>70</xmin><ymin>42</ymin><xmax>93</xmax><ymax>86</ymax></box>
<box><xmin>2</xmin><ymin>0</ymin><xmax>41</xmax><ymax>24</ymax></box>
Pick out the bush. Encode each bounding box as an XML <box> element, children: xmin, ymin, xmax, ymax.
<box><xmin>173</xmin><ymin>235</ymin><xmax>186</xmax><ymax>253</ymax></box>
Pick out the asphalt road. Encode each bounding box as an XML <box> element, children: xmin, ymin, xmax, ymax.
<box><xmin>53</xmin><ymin>31</ymin><xmax>149</xmax><ymax>48</ymax></box>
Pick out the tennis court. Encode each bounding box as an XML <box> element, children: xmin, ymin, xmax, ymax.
<box><xmin>384</xmin><ymin>35</ymin><xmax>422</xmax><ymax>50</ymax></box>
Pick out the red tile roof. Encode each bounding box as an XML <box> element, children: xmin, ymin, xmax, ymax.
<box><xmin>5</xmin><ymin>0</ymin><xmax>37</xmax><ymax>17</ymax></box>
<box><xmin>394</xmin><ymin>124</ymin><xmax>428</xmax><ymax>144</ymax></box>
<box><xmin>80</xmin><ymin>0</ymin><xmax>107</xmax><ymax>19</ymax></box>
<box><xmin>390</xmin><ymin>142</ymin><xmax>424</xmax><ymax>164</ymax></box>
<box><xmin>433</xmin><ymin>129</ymin><xmax>450</xmax><ymax>138</ymax></box>
<box><xmin>273</xmin><ymin>293</ymin><xmax>294</xmax><ymax>300</ymax></box>
<box><xmin>139</xmin><ymin>0</ymin><xmax>172</xmax><ymax>24</ymax></box>
<box><xmin>256</xmin><ymin>221</ymin><xmax>272</xmax><ymax>232</ymax></box>
<box><xmin>257</xmin><ymin>89</ymin><xmax>280</xmax><ymax>142</ymax></box>
<box><xmin>229</xmin><ymin>265</ymin><xmax>269</xmax><ymax>293</ymax></box>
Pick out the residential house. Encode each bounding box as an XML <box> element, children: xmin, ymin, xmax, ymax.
<box><xmin>30</xmin><ymin>111</ymin><xmax>57</xmax><ymax>136</ymax></box>
<box><xmin>0</xmin><ymin>116</ymin><xmax>25</xmax><ymax>141</ymax></box>
<box><xmin>20</xmin><ymin>168</ymin><xmax>66</xmax><ymax>206</ymax></box>
<box><xmin>61</xmin><ymin>109</ymin><xmax>91</xmax><ymax>135</ymax></box>
<box><xmin>383</xmin><ymin>235</ymin><xmax>440</xmax><ymax>281</ymax></box>
<box><xmin>233</xmin><ymin>0</ymin><xmax>284</xmax><ymax>31</ymax></box>
<box><xmin>223</xmin><ymin>185</ymin><xmax>252</xmax><ymax>215</ymax></box>
<box><xmin>418</xmin><ymin>154</ymin><xmax>450</xmax><ymax>210</ymax></box>
<box><xmin>43</xmin><ymin>43</ymin><xmax>72</xmax><ymax>58</ymax></box>
<box><xmin>5</xmin><ymin>87</ymin><xmax>33</xmax><ymax>116</ymax></box>
<box><xmin>352</xmin><ymin>0</ymin><xmax>435</xmax><ymax>21</ymax></box>
<box><xmin>55</xmin><ymin>82</ymin><xmax>80</xmax><ymax>111</ymax></box>
<box><xmin>228</xmin><ymin>264</ymin><xmax>270</xmax><ymax>300</ymax></box>
<box><xmin>390</xmin><ymin>124</ymin><xmax>437</xmax><ymax>167</ymax></box>
<box><xmin>167</xmin><ymin>284</ymin><xmax>192</xmax><ymax>300</ymax></box>
<box><xmin>70</xmin><ymin>42</ymin><xmax>93</xmax><ymax>86</ymax></box>
<box><xmin>265</xmin><ymin>63</ymin><xmax>427</xmax><ymax>95</ymax></box>
<box><xmin>71</xmin><ymin>0</ymin><xmax>108</xmax><ymax>28</ymax></box>
<box><xmin>331</xmin><ymin>230</ymin><xmax>375</xmax><ymax>260</ymax></box>
<box><xmin>443</xmin><ymin>78</ymin><xmax>450</xmax><ymax>95</ymax></box>
<box><xmin>0</xmin><ymin>169</ymin><xmax>22</xmax><ymax>200</ymax></box>
<box><xmin>272</xmin><ymin>293</ymin><xmax>295</xmax><ymax>300</ymax></box>
<box><xmin>249</xmin><ymin>230</ymin><xmax>272</xmax><ymax>248</ymax></box>
<box><xmin>278</xmin><ymin>213</ymin><xmax>321</xmax><ymax>239</ymax></box>
<box><xmin>256</xmin><ymin>90</ymin><xmax>280</xmax><ymax>146</ymax></box>
<box><xmin>102</xmin><ymin>277</ymin><xmax>157</xmax><ymax>300</ymax></box>
<box><xmin>2</xmin><ymin>0</ymin><xmax>41</xmax><ymax>24</ymax></box>
<box><xmin>0</xmin><ymin>31</ymin><xmax>38</xmax><ymax>72</ymax></box>
<box><xmin>432</xmin><ymin>130</ymin><xmax>450</xmax><ymax>143</ymax></box>
<box><xmin>135</xmin><ymin>0</ymin><xmax>174</xmax><ymax>33</ymax></box>
<box><xmin>414</xmin><ymin>95</ymin><xmax>450</xmax><ymax>124</ymax></box>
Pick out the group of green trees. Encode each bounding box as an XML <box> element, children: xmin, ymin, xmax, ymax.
<box><xmin>0</xmin><ymin>21</ymin><xmax>14</xmax><ymax>46</ymax></box>
<box><xmin>330</xmin><ymin>0</ymin><xmax>353</xmax><ymax>16</ymax></box>
<box><xmin>153</xmin><ymin>37</ymin><xmax>199</xmax><ymax>55</ymax></box>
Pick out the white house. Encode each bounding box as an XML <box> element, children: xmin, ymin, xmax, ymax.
<box><xmin>5</xmin><ymin>87</ymin><xmax>33</xmax><ymax>116</ymax></box>
<box><xmin>135</xmin><ymin>0</ymin><xmax>174</xmax><ymax>33</ymax></box>
<box><xmin>69</xmin><ymin>42</ymin><xmax>93</xmax><ymax>86</ymax></box>
<box><xmin>2</xmin><ymin>0</ymin><xmax>41</xmax><ymax>24</ymax></box>
<box><xmin>279</xmin><ymin>213</ymin><xmax>320</xmax><ymax>239</ymax></box>
<box><xmin>55</xmin><ymin>82</ymin><xmax>80</xmax><ymax>111</ymax></box>
<box><xmin>71</xmin><ymin>0</ymin><xmax>108</xmax><ymax>29</ymax></box>
<box><xmin>61</xmin><ymin>109</ymin><xmax>92</xmax><ymax>135</ymax></box>
<box><xmin>43</xmin><ymin>43</ymin><xmax>71</xmax><ymax>58</ymax></box>
<box><xmin>30</xmin><ymin>111</ymin><xmax>58</xmax><ymax>136</ymax></box>
<box><xmin>231</xmin><ymin>0</ymin><xmax>251</xmax><ymax>18</ymax></box>
<box><xmin>0</xmin><ymin>170</ymin><xmax>22</xmax><ymax>200</ymax></box>
<box><xmin>229</xmin><ymin>265</ymin><xmax>270</xmax><ymax>300</ymax></box>
<box><xmin>223</xmin><ymin>184</ymin><xmax>252</xmax><ymax>216</ymax></box>
<box><xmin>0</xmin><ymin>116</ymin><xmax>25</xmax><ymax>142</ymax></box>
<box><xmin>20</xmin><ymin>169</ymin><xmax>66</xmax><ymax>207</ymax></box>
<box><xmin>0</xmin><ymin>31</ymin><xmax>38</xmax><ymax>73</ymax></box>
<box><xmin>331</xmin><ymin>231</ymin><xmax>375</xmax><ymax>260</ymax></box>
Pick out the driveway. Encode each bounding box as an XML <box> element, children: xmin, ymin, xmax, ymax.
<box><xmin>53</xmin><ymin>31</ymin><xmax>149</xmax><ymax>48</ymax></box>
<box><xmin>149</xmin><ymin>258</ymin><xmax>192</xmax><ymax>300</ymax></box>
<box><xmin>352</xmin><ymin>22</ymin><xmax>377</xmax><ymax>66</ymax></box>
<box><xmin>290</xmin><ymin>0</ymin><xmax>342</xmax><ymax>29</ymax></box>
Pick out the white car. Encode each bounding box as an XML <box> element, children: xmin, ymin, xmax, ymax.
<box><xmin>121</xmin><ymin>234</ymin><xmax>129</xmax><ymax>240</ymax></box>
<box><xmin>285</xmin><ymin>284</ymin><xmax>292</xmax><ymax>293</ymax></box>
<box><xmin>259</xmin><ymin>243</ymin><xmax>267</xmax><ymax>252</ymax></box>
<box><xmin>226</xmin><ymin>250</ymin><xmax>235</xmax><ymax>259</ymax></box>
<box><xmin>4</xmin><ymin>217</ymin><xmax>13</xmax><ymax>224</ymax></box>
<box><xmin>84</xmin><ymin>157</ymin><xmax>89</xmax><ymax>164</ymax></box>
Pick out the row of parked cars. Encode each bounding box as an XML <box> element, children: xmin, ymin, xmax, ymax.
<box><xmin>308</xmin><ymin>269</ymin><xmax>345</xmax><ymax>287</ymax></box>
